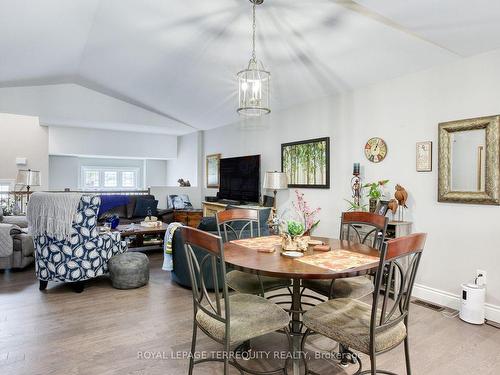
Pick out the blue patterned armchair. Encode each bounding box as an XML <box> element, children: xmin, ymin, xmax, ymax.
<box><xmin>34</xmin><ymin>195</ymin><xmax>127</xmax><ymax>292</ymax></box>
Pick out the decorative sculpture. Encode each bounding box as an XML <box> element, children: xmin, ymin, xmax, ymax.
<box><xmin>395</xmin><ymin>184</ymin><xmax>408</xmax><ymax>207</ymax></box>
<box><xmin>394</xmin><ymin>184</ymin><xmax>408</xmax><ymax>221</ymax></box>
<box><xmin>177</xmin><ymin>178</ymin><xmax>191</xmax><ymax>187</ymax></box>
<box><xmin>388</xmin><ymin>199</ymin><xmax>399</xmax><ymax>215</ymax></box>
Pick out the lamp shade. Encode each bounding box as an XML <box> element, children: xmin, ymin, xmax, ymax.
<box><xmin>16</xmin><ymin>169</ymin><xmax>41</xmax><ymax>186</ymax></box>
<box><xmin>263</xmin><ymin>171</ymin><xmax>288</xmax><ymax>190</ymax></box>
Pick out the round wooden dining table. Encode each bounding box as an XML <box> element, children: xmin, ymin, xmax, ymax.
<box><xmin>224</xmin><ymin>236</ymin><xmax>380</xmax><ymax>375</ymax></box>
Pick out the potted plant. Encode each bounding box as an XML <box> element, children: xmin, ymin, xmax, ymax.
<box><xmin>363</xmin><ymin>180</ymin><xmax>389</xmax><ymax>212</ymax></box>
<box><xmin>279</xmin><ymin>191</ymin><xmax>321</xmax><ymax>252</ymax></box>
<box><xmin>292</xmin><ymin>190</ymin><xmax>321</xmax><ymax>235</ymax></box>
<box><xmin>344</xmin><ymin>198</ymin><xmax>368</xmax><ymax>212</ymax></box>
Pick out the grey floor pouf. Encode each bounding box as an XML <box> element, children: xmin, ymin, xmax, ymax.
<box><xmin>108</xmin><ymin>252</ymin><xmax>149</xmax><ymax>289</ymax></box>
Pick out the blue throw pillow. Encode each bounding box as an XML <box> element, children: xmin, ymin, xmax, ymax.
<box><xmin>133</xmin><ymin>198</ymin><xmax>159</xmax><ymax>217</ymax></box>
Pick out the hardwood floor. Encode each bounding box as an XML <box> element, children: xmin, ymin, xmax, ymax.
<box><xmin>1</xmin><ymin>252</ymin><xmax>499</xmax><ymax>375</ymax></box>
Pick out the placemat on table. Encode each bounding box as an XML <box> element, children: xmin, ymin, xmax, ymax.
<box><xmin>230</xmin><ymin>235</ymin><xmax>281</xmax><ymax>252</ymax></box>
<box><xmin>296</xmin><ymin>250</ymin><xmax>379</xmax><ymax>272</ymax></box>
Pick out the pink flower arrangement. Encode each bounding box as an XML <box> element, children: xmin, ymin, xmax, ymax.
<box><xmin>292</xmin><ymin>190</ymin><xmax>321</xmax><ymax>232</ymax></box>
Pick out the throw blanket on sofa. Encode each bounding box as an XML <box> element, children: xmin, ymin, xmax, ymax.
<box><xmin>162</xmin><ymin>222</ymin><xmax>182</xmax><ymax>271</ymax></box>
<box><xmin>27</xmin><ymin>192</ymin><xmax>82</xmax><ymax>238</ymax></box>
<box><xmin>0</xmin><ymin>223</ymin><xmax>18</xmax><ymax>257</ymax></box>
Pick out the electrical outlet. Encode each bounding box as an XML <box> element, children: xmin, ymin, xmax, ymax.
<box><xmin>476</xmin><ymin>269</ymin><xmax>487</xmax><ymax>285</ymax></box>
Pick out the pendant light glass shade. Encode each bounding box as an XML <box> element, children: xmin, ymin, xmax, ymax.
<box><xmin>237</xmin><ymin>0</ymin><xmax>270</xmax><ymax>116</ymax></box>
<box><xmin>237</xmin><ymin>59</ymin><xmax>270</xmax><ymax>116</ymax></box>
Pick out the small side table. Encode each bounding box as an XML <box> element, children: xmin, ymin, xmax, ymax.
<box><xmin>173</xmin><ymin>209</ymin><xmax>203</xmax><ymax>228</ymax></box>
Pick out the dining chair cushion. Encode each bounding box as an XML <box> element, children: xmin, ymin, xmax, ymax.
<box><xmin>302</xmin><ymin>276</ymin><xmax>374</xmax><ymax>299</ymax></box>
<box><xmin>196</xmin><ymin>293</ymin><xmax>290</xmax><ymax>345</ymax></box>
<box><xmin>303</xmin><ymin>298</ymin><xmax>406</xmax><ymax>354</ymax></box>
<box><xmin>226</xmin><ymin>270</ymin><xmax>291</xmax><ymax>295</ymax></box>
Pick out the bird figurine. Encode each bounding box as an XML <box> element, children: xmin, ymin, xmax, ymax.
<box><xmin>388</xmin><ymin>199</ymin><xmax>399</xmax><ymax>215</ymax></box>
<box><xmin>394</xmin><ymin>184</ymin><xmax>408</xmax><ymax>208</ymax></box>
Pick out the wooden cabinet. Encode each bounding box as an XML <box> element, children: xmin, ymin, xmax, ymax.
<box><xmin>385</xmin><ymin>221</ymin><xmax>412</xmax><ymax>239</ymax></box>
<box><xmin>344</xmin><ymin>221</ymin><xmax>412</xmax><ymax>243</ymax></box>
<box><xmin>173</xmin><ymin>209</ymin><xmax>203</xmax><ymax>228</ymax></box>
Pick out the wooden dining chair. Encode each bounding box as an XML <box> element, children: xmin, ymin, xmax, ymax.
<box><xmin>216</xmin><ymin>209</ymin><xmax>291</xmax><ymax>297</ymax></box>
<box><xmin>181</xmin><ymin>226</ymin><xmax>291</xmax><ymax>375</ymax></box>
<box><xmin>301</xmin><ymin>233</ymin><xmax>427</xmax><ymax>375</ymax></box>
<box><xmin>302</xmin><ymin>211</ymin><xmax>389</xmax><ymax>301</ymax></box>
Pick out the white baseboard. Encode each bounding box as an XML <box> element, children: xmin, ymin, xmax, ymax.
<box><xmin>412</xmin><ymin>283</ymin><xmax>500</xmax><ymax>324</ymax></box>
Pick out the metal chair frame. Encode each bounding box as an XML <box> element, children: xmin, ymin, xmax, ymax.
<box><xmin>216</xmin><ymin>209</ymin><xmax>292</xmax><ymax>299</ymax></box>
<box><xmin>301</xmin><ymin>233</ymin><xmax>427</xmax><ymax>375</ymax></box>
<box><xmin>182</xmin><ymin>226</ymin><xmax>292</xmax><ymax>375</ymax></box>
<box><xmin>300</xmin><ymin>212</ymin><xmax>388</xmax><ymax>306</ymax></box>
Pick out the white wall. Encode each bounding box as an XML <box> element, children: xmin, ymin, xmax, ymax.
<box><xmin>166</xmin><ymin>131</ymin><xmax>201</xmax><ymax>186</ymax></box>
<box><xmin>0</xmin><ymin>113</ymin><xmax>49</xmax><ymax>190</ymax></box>
<box><xmin>48</xmin><ymin>155</ymin><xmax>80</xmax><ymax>190</ymax></box>
<box><xmin>48</xmin><ymin>126</ymin><xmax>177</xmax><ymax>159</ymax></box>
<box><xmin>145</xmin><ymin>159</ymin><xmax>168</xmax><ymax>187</ymax></box>
<box><xmin>49</xmin><ymin>155</ymin><xmax>167</xmax><ymax>190</ymax></box>
<box><xmin>203</xmin><ymin>48</ymin><xmax>500</xmax><ymax>320</ymax></box>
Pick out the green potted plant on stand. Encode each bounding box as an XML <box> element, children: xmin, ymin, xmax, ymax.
<box><xmin>363</xmin><ymin>180</ymin><xmax>389</xmax><ymax>213</ymax></box>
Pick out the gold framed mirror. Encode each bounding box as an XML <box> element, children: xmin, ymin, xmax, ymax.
<box><xmin>438</xmin><ymin>115</ymin><xmax>500</xmax><ymax>205</ymax></box>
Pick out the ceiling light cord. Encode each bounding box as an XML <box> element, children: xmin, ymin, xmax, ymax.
<box><xmin>252</xmin><ymin>1</ymin><xmax>256</xmax><ymax>63</ymax></box>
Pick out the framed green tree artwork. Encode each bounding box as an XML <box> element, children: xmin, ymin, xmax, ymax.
<box><xmin>281</xmin><ymin>137</ymin><xmax>330</xmax><ymax>189</ymax></box>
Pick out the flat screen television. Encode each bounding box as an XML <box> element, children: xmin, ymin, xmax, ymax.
<box><xmin>218</xmin><ymin>155</ymin><xmax>260</xmax><ymax>203</ymax></box>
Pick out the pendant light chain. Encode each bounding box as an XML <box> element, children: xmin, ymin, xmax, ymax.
<box><xmin>252</xmin><ymin>1</ymin><xmax>256</xmax><ymax>62</ymax></box>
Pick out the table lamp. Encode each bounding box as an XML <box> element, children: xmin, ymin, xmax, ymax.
<box><xmin>16</xmin><ymin>169</ymin><xmax>41</xmax><ymax>197</ymax></box>
<box><xmin>263</xmin><ymin>171</ymin><xmax>288</xmax><ymax>219</ymax></box>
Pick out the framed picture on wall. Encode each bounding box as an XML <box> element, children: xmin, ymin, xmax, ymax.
<box><xmin>416</xmin><ymin>141</ymin><xmax>432</xmax><ymax>172</ymax></box>
<box><xmin>206</xmin><ymin>153</ymin><xmax>221</xmax><ymax>188</ymax></box>
<box><xmin>281</xmin><ymin>137</ymin><xmax>330</xmax><ymax>188</ymax></box>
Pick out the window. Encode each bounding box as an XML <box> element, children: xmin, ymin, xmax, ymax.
<box><xmin>122</xmin><ymin>171</ymin><xmax>135</xmax><ymax>188</ymax></box>
<box><xmin>83</xmin><ymin>170</ymin><xmax>100</xmax><ymax>188</ymax></box>
<box><xmin>0</xmin><ymin>181</ymin><xmax>13</xmax><ymax>207</ymax></box>
<box><xmin>0</xmin><ymin>184</ymin><xmax>9</xmax><ymax>201</ymax></box>
<box><xmin>81</xmin><ymin>167</ymin><xmax>139</xmax><ymax>190</ymax></box>
<box><xmin>104</xmin><ymin>171</ymin><xmax>118</xmax><ymax>188</ymax></box>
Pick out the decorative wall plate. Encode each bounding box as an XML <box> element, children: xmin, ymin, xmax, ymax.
<box><xmin>365</xmin><ymin>137</ymin><xmax>387</xmax><ymax>163</ymax></box>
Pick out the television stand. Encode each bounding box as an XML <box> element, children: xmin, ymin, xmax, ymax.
<box><xmin>217</xmin><ymin>199</ymin><xmax>241</xmax><ymax>205</ymax></box>
<box><xmin>202</xmin><ymin>200</ymin><xmax>263</xmax><ymax>217</ymax></box>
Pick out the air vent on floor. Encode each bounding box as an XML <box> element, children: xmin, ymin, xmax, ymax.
<box><xmin>411</xmin><ymin>299</ymin><xmax>445</xmax><ymax>312</ymax></box>
<box><xmin>486</xmin><ymin>320</ymin><xmax>500</xmax><ymax>329</ymax></box>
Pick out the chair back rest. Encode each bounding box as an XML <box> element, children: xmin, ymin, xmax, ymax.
<box><xmin>340</xmin><ymin>211</ymin><xmax>388</xmax><ymax>250</ymax></box>
<box><xmin>33</xmin><ymin>194</ymin><xmax>100</xmax><ymax>243</ymax></box>
<box><xmin>370</xmin><ymin>233</ymin><xmax>427</xmax><ymax>343</ymax></box>
<box><xmin>180</xmin><ymin>226</ymin><xmax>230</xmax><ymax>337</ymax></box>
<box><xmin>216</xmin><ymin>208</ymin><xmax>260</xmax><ymax>242</ymax></box>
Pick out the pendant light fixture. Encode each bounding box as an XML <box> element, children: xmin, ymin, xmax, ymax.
<box><xmin>237</xmin><ymin>0</ymin><xmax>270</xmax><ymax>116</ymax></box>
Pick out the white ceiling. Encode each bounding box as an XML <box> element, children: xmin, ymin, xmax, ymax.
<box><xmin>1</xmin><ymin>0</ymin><xmax>499</xmax><ymax>135</ymax></box>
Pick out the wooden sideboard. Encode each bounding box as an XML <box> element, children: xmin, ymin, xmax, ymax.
<box><xmin>173</xmin><ymin>209</ymin><xmax>203</xmax><ymax>228</ymax></box>
<box><xmin>386</xmin><ymin>221</ymin><xmax>412</xmax><ymax>239</ymax></box>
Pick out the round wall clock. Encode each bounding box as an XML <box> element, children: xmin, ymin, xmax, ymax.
<box><xmin>365</xmin><ymin>137</ymin><xmax>387</xmax><ymax>163</ymax></box>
